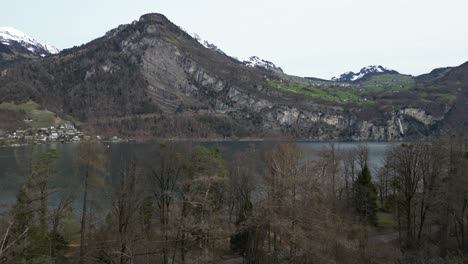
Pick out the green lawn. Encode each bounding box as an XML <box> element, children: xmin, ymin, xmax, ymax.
<box><xmin>0</xmin><ymin>100</ymin><xmax>41</xmax><ymax>112</ymax></box>
<box><xmin>269</xmin><ymin>80</ymin><xmax>371</xmax><ymax>104</ymax></box>
<box><xmin>0</xmin><ymin>100</ymin><xmax>66</xmax><ymax>128</ymax></box>
<box><xmin>360</xmin><ymin>74</ymin><xmax>416</xmax><ymax>94</ymax></box>
<box><xmin>29</xmin><ymin>109</ymin><xmax>59</xmax><ymax>128</ymax></box>
<box><xmin>270</xmin><ymin>74</ymin><xmax>459</xmax><ymax>110</ymax></box>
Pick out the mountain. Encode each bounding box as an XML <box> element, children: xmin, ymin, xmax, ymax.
<box><xmin>332</xmin><ymin>65</ymin><xmax>399</xmax><ymax>82</ymax></box>
<box><xmin>240</xmin><ymin>56</ymin><xmax>283</xmax><ymax>73</ymax></box>
<box><xmin>0</xmin><ymin>27</ymin><xmax>59</xmax><ymax>62</ymax></box>
<box><xmin>190</xmin><ymin>33</ymin><xmax>227</xmax><ymax>56</ymax></box>
<box><xmin>0</xmin><ymin>13</ymin><xmax>466</xmax><ymax>141</ymax></box>
<box><xmin>189</xmin><ymin>33</ymin><xmax>283</xmax><ymax>73</ymax></box>
<box><xmin>416</xmin><ymin>67</ymin><xmax>454</xmax><ymax>82</ymax></box>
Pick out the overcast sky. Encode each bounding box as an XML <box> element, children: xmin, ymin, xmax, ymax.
<box><xmin>2</xmin><ymin>0</ymin><xmax>468</xmax><ymax>79</ymax></box>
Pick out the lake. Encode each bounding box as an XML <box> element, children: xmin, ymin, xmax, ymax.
<box><xmin>0</xmin><ymin>141</ymin><xmax>395</xmax><ymax>207</ymax></box>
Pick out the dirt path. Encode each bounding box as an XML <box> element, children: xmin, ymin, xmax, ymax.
<box><xmin>220</xmin><ymin>257</ymin><xmax>243</xmax><ymax>264</ymax></box>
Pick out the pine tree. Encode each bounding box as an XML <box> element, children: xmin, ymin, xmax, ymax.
<box><xmin>353</xmin><ymin>165</ymin><xmax>378</xmax><ymax>226</ymax></box>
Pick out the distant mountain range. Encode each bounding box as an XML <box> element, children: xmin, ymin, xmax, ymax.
<box><xmin>0</xmin><ymin>13</ymin><xmax>467</xmax><ymax>141</ymax></box>
<box><xmin>0</xmin><ymin>26</ymin><xmax>419</xmax><ymax>83</ymax></box>
<box><xmin>0</xmin><ymin>27</ymin><xmax>58</xmax><ymax>62</ymax></box>
<box><xmin>188</xmin><ymin>33</ymin><xmax>397</xmax><ymax>81</ymax></box>
<box><xmin>332</xmin><ymin>65</ymin><xmax>399</xmax><ymax>82</ymax></box>
<box><xmin>189</xmin><ymin>33</ymin><xmax>284</xmax><ymax>74</ymax></box>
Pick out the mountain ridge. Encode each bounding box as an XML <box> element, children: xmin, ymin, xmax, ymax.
<box><xmin>0</xmin><ymin>13</ymin><xmax>466</xmax><ymax>140</ymax></box>
<box><xmin>0</xmin><ymin>27</ymin><xmax>59</xmax><ymax>63</ymax></box>
<box><xmin>332</xmin><ymin>65</ymin><xmax>399</xmax><ymax>82</ymax></box>
<box><xmin>188</xmin><ymin>32</ymin><xmax>284</xmax><ymax>74</ymax></box>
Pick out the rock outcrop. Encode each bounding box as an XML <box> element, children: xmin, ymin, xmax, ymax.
<box><xmin>0</xmin><ymin>13</ymin><xmax>466</xmax><ymax>140</ymax></box>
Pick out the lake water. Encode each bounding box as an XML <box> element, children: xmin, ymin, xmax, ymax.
<box><xmin>0</xmin><ymin>141</ymin><xmax>395</xmax><ymax>207</ymax></box>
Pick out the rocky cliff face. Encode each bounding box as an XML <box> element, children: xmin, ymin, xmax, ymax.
<box><xmin>0</xmin><ymin>13</ymin><xmax>465</xmax><ymax>140</ymax></box>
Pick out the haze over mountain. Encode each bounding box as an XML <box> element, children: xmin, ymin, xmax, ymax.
<box><xmin>0</xmin><ymin>13</ymin><xmax>467</xmax><ymax>141</ymax></box>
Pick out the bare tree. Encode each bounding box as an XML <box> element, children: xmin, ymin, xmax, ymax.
<box><xmin>0</xmin><ymin>220</ymin><xmax>30</xmax><ymax>262</ymax></box>
<box><xmin>77</xmin><ymin>140</ymin><xmax>108</xmax><ymax>264</ymax></box>
<box><xmin>385</xmin><ymin>141</ymin><xmax>447</xmax><ymax>248</ymax></box>
<box><xmin>50</xmin><ymin>191</ymin><xmax>74</xmax><ymax>236</ymax></box>
<box><xmin>316</xmin><ymin>144</ymin><xmax>341</xmax><ymax>209</ymax></box>
<box><xmin>356</xmin><ymin>143</ymin><xmax>369</xmax><ymax>171</ymax></box>
<box><xmin>29</xmin><ymin>149</ymin><xmax>59</xmax><ymax>233</ymax></box>
<box><xmin>376</xmin><ymin>162</ymin><xmax>395</xmax><ymax>212</ymax></box>
<box><xmin>180</xmin><ymin>145</ymin><xmax>227</xmax><ymax>263</ymax></box>
<box><xmin>442</xmin><ymin>138</ymin><xmax>468</xmax><ymax>255</ymax></box>
<box><xmin>150</xmin><ymin>142</ymin><xmax>184</xmax><ymax>264</ymax></box>
<box><xmin>387</xmin><ymin>143</ymin><xmax>424</xmax><ymax>247</ymax></box>
<box><xmin>342</xmin><ymin>149</ymin><xmax>357</xmax><ymax>207</ymax></box>
<box><xmin>109</xmin><ymin>154</ymin><xmax>144</xmax><ymax>264</ymax></box>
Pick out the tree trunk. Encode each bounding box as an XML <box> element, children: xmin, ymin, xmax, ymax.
<box><xmin>79</xmin><ymin>166</ymin><xmax>89</xmax><ymax>264</ymax></box>
<box><xmin>406</xmin><ymin>198</ymin><xmax>413</xmax><ymax>247</ymax></box>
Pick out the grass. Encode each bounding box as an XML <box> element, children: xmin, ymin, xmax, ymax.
<box><xmin>269</xmin><ymin>80</ymin><xmax>372</xmax><ymax>104</ymax></box>
<box><xmin>377</xmin><ymin>212</ymin><xmax>397</xmax><ymax>228</ymax></box>
<box><xmin>270</xmin><ymin>73</ymin><xmax>459</xmax><ymax>110</ymax></box>
<box><xmin>0</xmin><ymin>100</ymin><xmax>41</xmax><ymax>112</ymax></box>
<box><xmin>329</xmin><ymin>90</ymin><xmax>362</xmax><ymax>102</ymax></box>
<box><xmin>432</xmin><ymin>93</ymin><xmax>457</xmax><ymax>102</ymax></box>
<box><xmin>29</xmin><ymin>109</ymin><xmax>59</xmax><ymax>128</ymax></box>
<box><xmin>269</xmin><ymin>73</ymin><xmax>460</xmax><ymax>107</ymax></box>
<box><xmin>65</xmin><ymin>115</ymin><xmax>82</xmax><ymax>125</ymax></box>
<box><xmin>361</xmin><ymin>74</ymin><xmax>416</xmax><ymax>91</ymax></box>
<box><xmin>0</xmin><ymin>100</ymin><xmax>67</xmax><ymax>128</ymax></box>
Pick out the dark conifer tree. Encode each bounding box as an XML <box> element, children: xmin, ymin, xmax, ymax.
<box><xmin>353</xmin><ymin>165</ymin><xmax>378</xmax><ymax>226</ymax></box>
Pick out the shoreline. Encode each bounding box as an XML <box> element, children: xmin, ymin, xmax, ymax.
<box><xmin>0</xmin><ymin>136</ymin><xmax>419</xmax><ymax>148</ymax></box>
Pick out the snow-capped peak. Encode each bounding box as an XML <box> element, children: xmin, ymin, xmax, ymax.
<box><xmin>240</xmin><ymin>56</ymin><xmax>283</xmax><ymax>73</ymax></box>
<box><xmin>0</xmin><ymin>26</ymin><xmax>59</xmax><ymax>56</ymax></box>
<box><xmin>43</xmin><ymin>43</ymin><xmax>60</xmax><ymax>54</ymax></box>
<box><xmin>188</xmin><ymin>32</ymin><xmax>282</xmax><ymax>73</ymax></box>
<box><xmin>332</xmin><ymin>65</ymin><xmax>398</xmax><ymax>82</ymax></box>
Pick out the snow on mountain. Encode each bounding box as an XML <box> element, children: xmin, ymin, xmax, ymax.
<box><xmin>191</xmin><ymin>33</ymin><xmax>226</xmax><ymax>55</ymax></box>
<box><xmin>240</xmin><ymin>56</ymin><xmax>283</xmax><ymax>73</ymax></box>
<box><xmin>332</xmin><ymin>65</ymin><xmax>398</xmax><ymax>82</ymax></box>
<box><xmin>189</xmin><ymin>32</ymin><xmax>283</xmax><ymax>73</ymax></box>
<box><xmin>0</xmin><ymin>26</ymin><xmax>59</xmax><ymax>56</ymax></box>
<box><xmin>43</xmin><ymin>43</ymin><xmax>60</xmax><ymax>54</ymax></box>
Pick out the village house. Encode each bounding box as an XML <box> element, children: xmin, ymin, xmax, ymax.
<box><xmin>2</xmin><ymin>123</ymin><xmax>85</xmax><ymax>146</ymax></box>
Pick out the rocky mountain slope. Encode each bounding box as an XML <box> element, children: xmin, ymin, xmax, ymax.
<box><xmin>0</xmin><ymin>13</ymin><xmax>466</xmax><ymax>140</ymax></box>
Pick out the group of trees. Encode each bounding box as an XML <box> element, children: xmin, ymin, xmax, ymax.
<box><xmin>0</xmin><ymin>138</ymin><xmax>467</xmax><ymax>263</ymax></box>
<box><xmin>378</xmin><ymin>139</ymin><xmax>468</xmax><ymax>262</ymax></box>
<box><xmin>0</xmin><ymin>147</ymin><xmax>69</xmax><ymax>263</ymax></box>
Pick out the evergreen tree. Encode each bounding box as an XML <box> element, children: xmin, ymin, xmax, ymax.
<box><xmin>6</xmin><ymin>184</ymin><xmax>33</xmax><ymax>261</ymax></box>
<box><xmin>353</xmin><ymin>165</ymin><xmax>378</xmax><ymax>226</ymax></box>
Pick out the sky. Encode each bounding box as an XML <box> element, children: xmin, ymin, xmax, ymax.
<box><xmin>2</xmin><ymin>0</ymin><xmax>468</xmax><ymax>79</ymax></box>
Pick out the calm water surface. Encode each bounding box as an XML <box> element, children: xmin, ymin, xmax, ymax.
<box><xmin>0</xmin><ymin>141</ymin><xmax>396</xmax><ymax>206</ymax></box>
